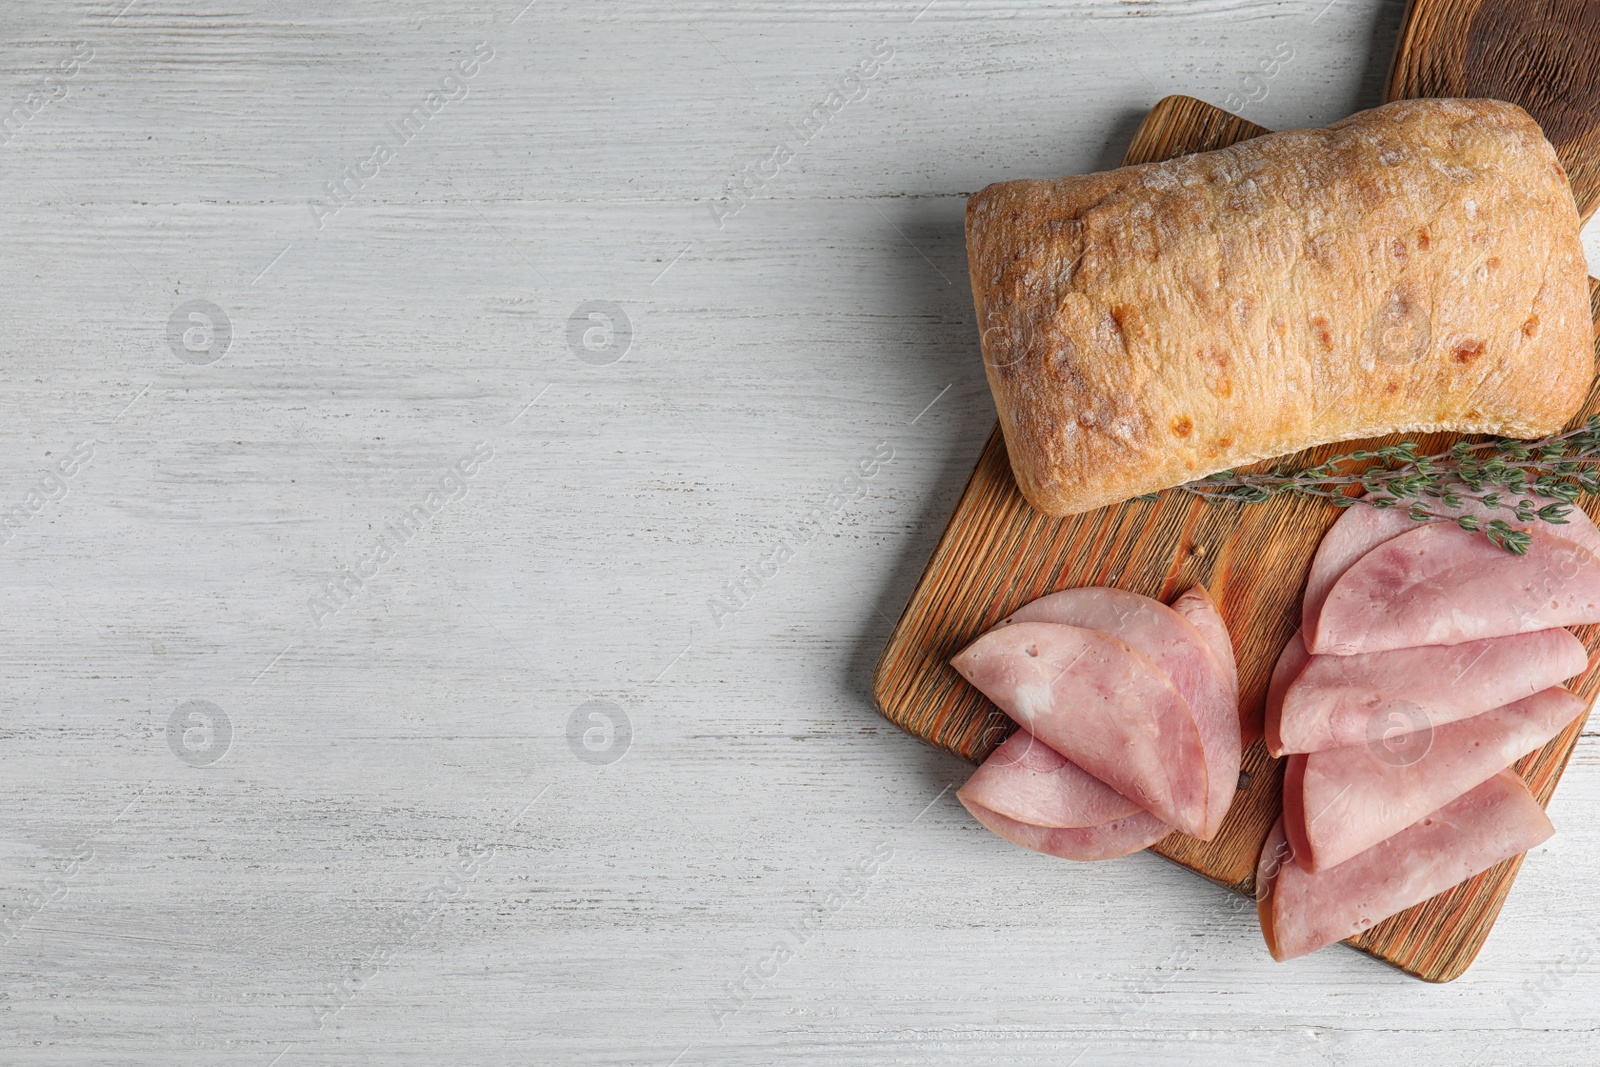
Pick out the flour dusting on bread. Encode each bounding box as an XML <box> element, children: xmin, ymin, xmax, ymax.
<box><xmin>966</xmin><ymin>98</ymin><xmax>1592</xmax><ymax>517</ymax></box>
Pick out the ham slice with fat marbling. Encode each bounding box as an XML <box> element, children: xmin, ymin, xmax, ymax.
<box><xmin>1273</xmin><ymin>628</ymin><xmax>1587</xmax><ymax>755</ymax></box>
<box><xmin>1301</xmin><ymin>497</ymin><xmax>1600</xmax><ymax>650</ymax></box>
<box><xmin>1281</xmin><ymin>687</ymin><xmax>1586</xmax><ymax>872</ymax></box>
<box><xmin>1312</xmin><ymin>523</ymin><xmax>1600</xmax><ymax>655</ymax></box>
<box><xmin>951</xmin><ymin>621</ymin><xmax>1211</xmax><ymax>838</ymax></box>
<box><xmin>997</xmin><ymin>586</ymin><xmax>1239</xmax><ymax>838</ymax></box>
<box><xmin>1258</xmin><ymin>770</ymin><xmax>1554</xmax><ymax>961</ymax></box>
<box><xmin>958</xmin><ymin>730</ymin><xmax>1171</xmax><ymax>860</ymax></box>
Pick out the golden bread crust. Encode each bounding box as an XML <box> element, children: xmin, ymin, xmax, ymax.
<box><xmin>965</xmin><ymin>98</ymin><xmax>1593</xmax><ymax>516</ymax></box>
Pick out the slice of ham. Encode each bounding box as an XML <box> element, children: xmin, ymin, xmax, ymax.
<box><xmin>1264</xmin><ymin>630</ymin><xmax>1312</xmax><ymax>757</ymax></box>
<box><xmin>1172</xmin><ymin>585</ymin><xmax>1250</xmax><ymax>745</ymax></box>
<box><xmin>958</xmin><ymin>733</ymin><xmax>1171</xmax><ymax>860</ymax></box>
<box><xmin>998</xmin><ymin>586</ymin><xmax>1239</xmax><ymax>838</ymax></box>
<box><xmin>1275</xmin><ymin>628</ymin><xmax>1588</xmax><ymax>755</ymax></box>
<box><xmin>958</xmin><ymin>729</ymin><xmax>1142</xmax><ymax>828</ymax></box>
<box><xmin>1285</xmin><ymin>687</ymin><xmax>1586</xmax><ymax>872</ymax></box>
<box><xmin>1301</xmin><ymin>496</ymin><xmax>1600</xmax><ymax>650</ymax></box>
<box><xmin>1258</xmin><ymin>770</ymin><xmax>1554</xmax><ymax>961</ymax></box>
<box><xmin>951</xmin><ymin>621</ymin><xmax>1210</xmax><ymax>838</ymax></box>
<box><xmin>1280</xmin><ymin>754</ymin><xmax>1312</xmax><ymax>875</ymax></box>
<box><xmin>1312</xmin><ymin>523</ymin><xmax>1600</xmax><ymax>655</ymax></box>
<box><xmin>962</xmin><ymin>798</ymin><xmax>1172</xmax><ymax>861</ymax></box>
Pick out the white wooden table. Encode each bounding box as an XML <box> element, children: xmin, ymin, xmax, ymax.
<box><xmin>3</xmin><ymin>1</ymin><xmax>1599</xmax><ymax>1063</ymax></box>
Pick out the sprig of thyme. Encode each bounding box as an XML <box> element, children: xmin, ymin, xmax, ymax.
<box><xmin>1149</xmin><ymin>414</ymin><xmax>1600</xmax><ymax>555</ymax></box>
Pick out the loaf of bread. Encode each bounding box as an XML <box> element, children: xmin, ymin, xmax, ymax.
<box><xmin>965</xmin><ymin>98</ymin><xmax>1593</xmax><ymax>517</ymax></box>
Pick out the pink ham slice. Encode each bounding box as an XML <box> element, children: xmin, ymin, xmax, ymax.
<box><xmin>951</xmin><ymin>621</ymin><xmax>1210</xmax><ymax>838</ymax></box>
<box><xmin>963</xmin><ymin>801</ymin><xmax>1172</xmax><ymax>862</ymax></box>
<box><xmin>1274</xmin><ymin>628</ymin><xmax>1588</xmax><ymax>755</ymax></box>
<box><xmin>958</xmin><ymin>731</ymin><xmax>1171</xmax><ymax>860</ymax></box>
<box><xmin>1301</xmin><ymin>496</ymin><xmax>1600</xmax><ymax>650</ymax></box>
<box><xmin>999</xmin><ymin>586</ymin><xmax>1239</xmax><ymax>838</ymax></box>
<box><xmin>959</xmin><ymin>729</ymin><xmax>1142</xmax><ymax>828</ymax></box>
<box><xmin>1264</xmin><ymin>631</ymin><xmax>1311</xmax><ymax>757</ymax></box>
<box><xmin>1312</xmin><ymin>523</ymin><xmax>1600</xmax><ymax>655</ymax></box>
<box><xmin>1279</xmin><ymin>754</ymin><xmax>1312</xmax><ymax>875</ymax></box>
<box><xmin>1283</xmin><ymin>687</ymin><xmax>1585</xmax><ymax>872</ymax></box>
<box><xmin>1172</xmin><ymin>585</ymin><xmax>1250</xmax><ymax>745</ymax></box>
<box><xmin>1258</xmin><ymin>770</ymin><xmax>1554</xmax><ymax>961</ymax></box>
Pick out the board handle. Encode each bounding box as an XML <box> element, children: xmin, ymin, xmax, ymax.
<box><xmin>1387</xmin><ymin>0</ymin><xmax>1600</xmax><ymax>223</ymax></box>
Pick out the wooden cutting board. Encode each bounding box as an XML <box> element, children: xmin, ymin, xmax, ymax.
<box><xmin>873</xmin><ymin>4</ymin><xmax>1600</xmax><ymax>982</ymax></box>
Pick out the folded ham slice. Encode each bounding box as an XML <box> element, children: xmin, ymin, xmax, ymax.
<box><xmin>1301</xmin><ymin>496</ymin><xmax>1600</xmax><ymax>650</ymax></box>
<box><xmin>1282</xmin><ymin>687</ymin><xmax>1586</xmax><ymax>872</ymax></box>
<box><xmin>963</xmin><ymin>800</ymin><xmax>1173</xmax><ymax>861</ymax></box>
<box><xmin>1279</xmin><ymin>755</ymin><xmax>1313</xmax><ymax>874</ymax></box>
<box><xmin>951</xmin><ymin>621</ymin><xmax>1210</xmax><ymax>837</ymax></box>
<box><xmin>1264</xmin><ymin>630</ymin><xmax>1311</xmax><ymax>757</ymax></box>
<box><xmin>1258</xmin><ymin>770</ymin><xmax>1554</xmax><ymax>961</ymax></box>
<box><xmin>958</xmin><ymin>731</ymin><xmax>1171</xmax><ymax>860</ymax></box>
<box><xmin>1171</xmin><ymin>585</ymin><xmax>1249</xmax><ymax>744</ymax></box>
<box><xmin>959</xmin><ymin>728</ymin><xmax>1142</xmax><ymax>827</ymax></box>
<box><xmin>1313</xmin><ymin>523</ymin><xmax>1600</xmax><ymax>655</ymax></box>
<box><xmin>1273</xmin><ymin>628</ymin><xmax>1587</xmax><ymax>755</ymax></box>
<box><xmin>998</xmin><ymin>586</ymin><xmax>1239</xmax><ymax>838</ymax></box>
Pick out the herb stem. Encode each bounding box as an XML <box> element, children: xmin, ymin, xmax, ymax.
<box><xmin>1163</xmin><ymin>414</ymin><xmax>1600</xmax><ymax>553</ymax></box>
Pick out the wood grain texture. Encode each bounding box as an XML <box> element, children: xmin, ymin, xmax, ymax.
<box><xmin>12</xmin><ymin>0</ymin><xmax>1600</xmax><ymax>1063</ymax></box>
<box><xmin>1387</xmin><ymin>0</ymin><xmax>1600</xmax><ymax>223</ymax></box>
<box><xmin>872</xmin><ymin>91</ymin><xmax>1600</xmax><ymax>982</ymax></box>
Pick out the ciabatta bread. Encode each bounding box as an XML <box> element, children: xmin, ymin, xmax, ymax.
<box><xmin>966</xmin><ymin>98</ymin><xmax>1593</xmax><ymax>517</ymax></box>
